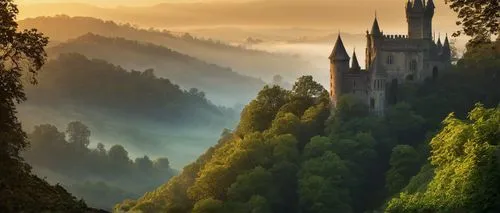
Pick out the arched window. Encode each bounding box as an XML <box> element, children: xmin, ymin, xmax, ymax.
<box><xmin>432</xmin><ymin>66</ymin><xmax>439</xmax><ymax>79</ymax></box>
<box><xmin>370</xmin><ymin>98</ymin><xmax>375</xmax><ymax>109</ymax></box>
<box><xmin>386</xmin><ymin>55</ymin><xmax>394</xmax><ymax>64</ymax></box>
<box><xmin>406</xmin><ymin>74</ymin><xmax>414</xmax><ymax>81</ymax></box>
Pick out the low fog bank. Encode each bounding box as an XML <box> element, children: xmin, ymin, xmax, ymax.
<box><xmin>18</xmin><ymin>102</ymin><xmax>235</xmax><ymax>210</ymax></box>
<box><xmin>18</xmin><ymin>104</ymin><xmax>234</xmax><ymax>168</ymax></box>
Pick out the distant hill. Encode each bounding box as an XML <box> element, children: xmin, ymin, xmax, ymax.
<box><xmin>25</xmin><ymin>53</ymin><xmax>232</xmax><ymax>126</ymax></box>
<box><xmin>20</xmin><ymin>53</ymin><xmax>237</xmax><ymax>167</ymax></box>
<box><xmin>47</xmin><ymin>33</ymin><xmax>265</xmax><ymax>106</ymax></box>
<box><xmin>18</xmin><ymin>15</ymin><xmax>314</xmax><ymax>82</ymax></box>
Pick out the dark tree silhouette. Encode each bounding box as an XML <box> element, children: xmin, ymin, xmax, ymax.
<box><xmin>445</xmin><ymin>0</ymin><xmax>499</xmax><ymax>41</ymax></box>
<box><xmin>0</xmin><ymin>0</ymin><xmax>87</xmax><ymax>211</ymax></box>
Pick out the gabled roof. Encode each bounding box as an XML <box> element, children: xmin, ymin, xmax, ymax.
<box><xmin>329</xmin><ymin>34</ymin><xmax>350</xmax><ymax>61</ymax></box>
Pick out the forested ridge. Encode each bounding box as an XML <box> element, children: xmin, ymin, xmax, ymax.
<box><xmin>46</xmin><ymin>33</ymin><xmax>265</xmax><ymax>105</ymax></box>
<box><xmin>116</xmin><ymin>38</ymin><xmax>500</xmax><ymax>213</ymax></box>
<box><xmin>18</xmin><ymin>15</ymin><xmax>314</xmax><ymax>82</ymax></box>
<box><xmin>24</xmin><ymin>53</ymin><xmax>235</xmax><ymax>127</ymax></box>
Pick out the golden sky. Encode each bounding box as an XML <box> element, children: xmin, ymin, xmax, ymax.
<box><xmin>18</xmin><ymin>0</ymin><xmax>460</xmax><ymax>34</ymax></box>
<box><xmin>18</xmin><ymin>0</ymin><xmax>222</xmax><ymax>6</ymax></box>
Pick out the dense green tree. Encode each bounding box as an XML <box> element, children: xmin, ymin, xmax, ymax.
<box><xmin>247</xmin><ymin>195</ymin><xmax>272</xmax><ymax>213</ymax></box>
<box><xmin>384</xmin><ymin>103</ymin><xmax>425</xmax><ymax>146</ymax></box>
<box><xmin>385</xmin><ymin>145</ymin><xmax>421</xmax><ymax>195</ymax></box>
<box><xmin>236</xmin><ymin>85</ymin><xmax>290</xmax><ymax>136</ymax></box>
<box><xmin>227</xmin><ymin>166</ymin><xmax>274</xmax><ymax>202</ymax></box>
<box><xmin>299</xmin><ymin>151</ymin><xmax>351</xmax><ymax>213</ymax></box>
<box><xmin>66</xmin><ymin>121</ymin><xmax>91</xmax><ymax>149</ymax></box>
<box><xmin>192</xmin><ymin>198</ymin><xmax>223</xmax><ymax>213</ymax></box>
<box><xmin>386</xmin><ymin>105</ymin><xmax>500</xmax><ymax>213</ymax></box>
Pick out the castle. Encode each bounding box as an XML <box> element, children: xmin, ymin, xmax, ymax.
<box><xmin>329</xmin><ymin>0</ymin><xmax>451</xmax><ymax>115</ymax></box>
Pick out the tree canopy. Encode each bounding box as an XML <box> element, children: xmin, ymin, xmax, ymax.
<box><xmin>445</xmin><ymin>0</ymin><xmax>499</xmax><ymax>41</ymax></box>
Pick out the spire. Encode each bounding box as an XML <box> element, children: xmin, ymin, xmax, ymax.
<box><xmin>443</xmin><ymin>34</ymin><xmax>450</xmax><ymax>49</ymax></box>
<box><xmin>371</xmin><ymin>16</ymin><xmax>381</xmax><ymax>35</ymax></box>
<box><xmin>329</xmin><ymin>34</ymin><xmax>350</xmax><ymax>61</ymax></box>
<box><xmin>426</xmin><ymin>0</ymin><xmax>435</xmax><ymax>9</ymax></box>
<box><xmin>442</xmin><ymin>34</ymin><xmax>451</xmax><ymax>60</ymax></box>
<box><xmin>406</xmin><ymin>0</ymin><xmax>412</xmax><ymax>11</ymax></box>
<box><xmin>436</xmin><ymin>37</ymin><xmax>442</xmax><ymax>49</ymax></box>
<box><xmin>413</xmin><ymin>0</ymin><xmax>424</xmax><ymax>10</ymax></box>
<box><xmin>351</xmin><ymin>49</ymin><xmax>361</xmax><ymax>71</ymax></box>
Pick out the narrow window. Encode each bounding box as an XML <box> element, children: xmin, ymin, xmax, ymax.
<box><xmin>387</xmin><ymin>55</ymin><xmax>394</xmax><ymax>64</ymax></box>
<box><xmin>370</xmin><ymin>98</ymin><xmax>375</xmax><ymax>109</ymax></box>
<box><xmin>432</xmin><ymin>66</ymin><xmax>439</xmax><ymax>79</ymax></box>
<box><xmin>410</xmin><ymin>60</ymin><xmax>417</xmax><ymax>71</ymax></box>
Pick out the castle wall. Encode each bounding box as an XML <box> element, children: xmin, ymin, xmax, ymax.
<box><xmin>342</xmin><ymin>72</ymin><xmax>370</xmax><ymax>103</ymax></box>
<box><xmin>378</xmin><ymin>50</ymin><xmax>424</xmax><ymax>83</ymax></box>
<box><xmin>369</xmin><ymin>78</ymin><xmax>386</xmax><ymax>116</ymax></box>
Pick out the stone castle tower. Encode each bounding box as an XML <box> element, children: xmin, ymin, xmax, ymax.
<box><xmin>329</xmin><ymin>0</ymin><xmax>451</xmax><ymax>115</ymax></box>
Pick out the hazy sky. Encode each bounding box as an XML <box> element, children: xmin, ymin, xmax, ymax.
<box><xmin>17</xmin><ymin>0</ymin><xmax>460</xmax><ymax>36</ymax></box>
<box><xmin>18</xmin><ymin>0</ymin><xmax>218</xmax><ymax>6</ymax></box>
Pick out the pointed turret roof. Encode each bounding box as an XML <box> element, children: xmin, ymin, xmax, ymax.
<box><xmin>406</xmin><ymin>0</ymin><xmax>412</xmax><ymax>10</ymax></box>
<box><xmin>351</xmin><ymin>50</ymin><xmax>361</xmax><ymax>70</ymax></box>
<box><xmin>436</xmin><ymin>37</ymin><xmax>442</xmax><ymax>49</ymax></box>
<box><xmin>426</xmin><ymin>0</ymin><xmax>435</xmax><ymax>9</ymax></box>
<box><xmin>443</xmin><ymin>35</ymin><xmax>450</xmax><ymax>49</ymax></box>
<box><xmin>413</xmin><ymin>0</ymin><xmax>424</xmax><ymax>9</ymax></box>
<box><xmin>329</xmin><ymin>34</ymin><xmax>350</xmax><ymax>61</ymax></box>
<box><xmin>371</xmin><ymin>17</ymin><xmax>381</xmax><ymax>35</ymax></box>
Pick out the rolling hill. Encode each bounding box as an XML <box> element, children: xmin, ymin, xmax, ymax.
<box><xmin>19</xmin><ymin>15</ymin><xmax>314</xmax><ymax>83</ymax></box>
<box><xmin>47</xmin><ymin>33</ymin><xmax>265</xmax><ymax>106</ymax></box>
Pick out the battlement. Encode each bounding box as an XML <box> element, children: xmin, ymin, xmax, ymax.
<box><xmin>383</xmin><ymin>34</ymin><xmax>409</xmax><ymax>40</ymax></box>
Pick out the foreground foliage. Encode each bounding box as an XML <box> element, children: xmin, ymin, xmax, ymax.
<box><xmin>386</xmin><ymin>104</ymin><xmax>500</xmax><ymax>212</ymax></box>
<box><xmin>0</xmin><ymin>0</ymin><xmax>90</xmax><ymax>211</ymax></box>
